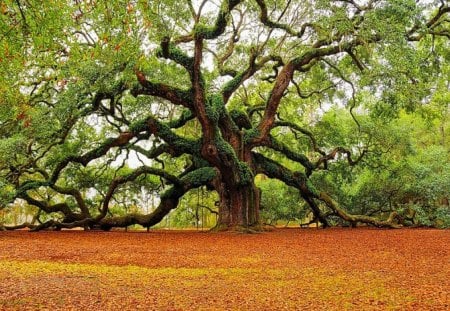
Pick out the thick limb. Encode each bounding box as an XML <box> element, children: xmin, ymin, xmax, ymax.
<box><xmin>318</xmin><ymin>192</ymin><xmax>401</xmax><ymax>228</ymax></box>
<box><xmin>98</xmin><ymin>167</ymin><xmax>217</xmax><ymax>230</ymax></box>
<box><xmin>253</xmin><ymin>152</ymin><xmax>401</xmax><ymax>228</ymax></box>
<box><xmin>253</xmin><ymin>153</ymin><xmax>329</xmax><ymax>227</ymax></box>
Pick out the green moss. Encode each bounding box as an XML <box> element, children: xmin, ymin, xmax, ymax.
<box><xmin>160</xmin><ymin>186</ymin><xmax>183</xmax><ymax>200</ymax></box>
<box><xmin>129</xmin><ymin>119</ymin><xmax>148</xmax><ymax>133</ymax></box>
<box><xmin>175</xmin><ymin>89</ymin><xmax>194</xmax><ymax>105</ymax></box>
<box><xmin>193</xmin><ymin>0</ymin><xmax>237</xmax><ymax>40</ymax></box>
<box><xmin>193</xmin><ymin>24</ymin><xmax>212</xmax><ymax>38</ymax></box>
<box><xmin>167</xmin><ymin>110</ymin><xmax>194</xmax><ymax>128</ymax></box>
<box><xmin>181</xmin><ymin>167</ymin><xmax>217</xmax><ymax>187</ymax></box>
<box><xmin>261</xmin><ymin>158</ymin><xmax>279</xmax><ymax>177</ymax></box>
<box><xmin>89</xmin><ymin>138</ymin><xmax>118</xmax><ymax>158</ymax></box>
<box><xmin>193</xmin><ymin>156</ymin><xmax>209</xmax><ymax>168</ymax></box>
<box><xmin>269</xmin><ymin>137</ymin><xmax>314</xmax><ymax>172</ymax></box>
<box><xmin>229</xmin><ymin>109</ymin><xmax>245</xmax><ymax>120</ymax></box>
<box><xmin>237</xmin><ymin>161</ymin><xmax>254</xmax><ymax>186</ymax></box>
<box><xmin>175</xmin><ymin>138</ymin><xmax>202</xmax><ymax>154</ymax></box>
<box><xmin>156</xmin><ymin>120</ymin><xmax>197</xmax><ymax>150</ymax></box>
<box><xmin>229</xmin><ymin>109</ymin><xmax>251</xmax><ymax>129</ymax></box>
<box><xmin>223</xmin><ymin>72</ymin><xmax>244</xmax><ymax>95</ymax></box>
<box><xmin>194</xmin><ymin>23</ymin><xmax>227</xmax><ymax>40</ymax></box>
<box><xmin>256</xmin><ymin>154</ymin><xmax>309</xmax><ymax>187</ymax></box>
<box><xmin>17</xmin><ymin>181</ymin><xmax>50</xmax><ymax>196</ymax></box>
<box><xmin>205</xmin><ymin>94</ymin><xmax>225</xmax><ymax>123</ymax></box>
<box><xmin>156</xmin><ymin>44</ymin><xmax>193</xmax><ymax>71</ymax></box>
<box><xmin>215</xmin><ymin>135</ymin><xmax>238</xmax><ymax>162</ymax></box>
<box><xmin>243</xmin><ymin>128</ymin><xmax>260</xmax><ymax>144</ymax></box>
<box><xmin>131</xmin><ymin>115</ymin><xmax>202</xmax><ymax>156</ymax></box>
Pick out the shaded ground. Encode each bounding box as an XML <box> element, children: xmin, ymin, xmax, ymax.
<box><xmin>0</xmin><ymin>228</ymin><xmax>448</xmax><ymax>310</ymax></box>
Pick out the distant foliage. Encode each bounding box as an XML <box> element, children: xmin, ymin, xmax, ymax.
<box><xmin>259</xmin><ymin>178</ymin><xmax>309</xmax><ymax>226</ymax></box>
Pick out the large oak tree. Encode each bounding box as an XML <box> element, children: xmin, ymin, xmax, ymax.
<box><xmin>0</xmin><ymin>0</ymin><xmax>449</xmax><ymax>231</ymax></box>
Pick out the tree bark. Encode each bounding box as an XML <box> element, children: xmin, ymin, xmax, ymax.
<box><xmin>214</xmin><ymin>181</ymin><xmax>261</xmax><ymax>231</ymax></box>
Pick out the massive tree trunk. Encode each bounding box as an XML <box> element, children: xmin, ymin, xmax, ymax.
<box><xmin>203</xmin><ymin>134</ymin><xmax>262</xmax><ymax>230</ymax></box>
<box><xmin>214</xmin><ymin>181</ymin><xmax>260</xmax><ymax>230</ymax></box>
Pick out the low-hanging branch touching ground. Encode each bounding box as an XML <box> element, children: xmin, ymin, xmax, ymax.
<box><xmin>0</xmin><ymin>0</ymin><xmax>449</xmax><ymax>231</ymax></box>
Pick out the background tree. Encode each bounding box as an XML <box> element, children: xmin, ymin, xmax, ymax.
<box><xmin>0</xmin><ymin>0</ymin><xmax>448</xmax><ymax>231</ymax></box>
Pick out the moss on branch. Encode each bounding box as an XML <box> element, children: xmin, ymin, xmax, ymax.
<box><xmin>205</xmin><ymin>94</ymin><xmax>226</xmax><ymax>122</ymax></box>
<box><xmin>237</xmin><ymin>161</ymin><xmax>254</xmax><ymax>186</ymax></box>
<box><xmin>181</xmin><ymin>167</ymin><xmax>217</xmax><ymax>188</ymax></box>
<box><xmin>130</xmin><ymin>116</ymin><xmax>201</xmax><ymax>156</ymax></box>
<box><xmin>193</xmin><ymin>0</ymin><xmax>241</xmax><ymax>39</ymax></box>
<box><xmin>132</xmin><ymin>77</ymin><xmax>194</xmax><ymax>108</ymax></box>
<box><xmin>254</xmin><ymin>152</ymin><xmax>402</xmax><ymax>228</ymax></box>
<box><xmin>167</xmin><ymin>110</ymin><xmax>195</xmax><ymax>128</ymax></box>
<box><xmin>230</xmin><ymin>109</ymin><xmax>252</xmax><ymax>130</ymax></box>
<box><xmin>222</xmin><ymin>71</ymin><xmax>245</xmax><ymax>98</ymax></box>
<box><xmin>98</xmin><ymin>167</ymin><xmax>216</xmax><ymax>230</ymax></box>
<box><xmin>243</xmin><ymin>128</ymin><xmax>260</xmax><ymax>144</ymax></box>
<box><xmin>156</xmin><ymin>43</ymin><xmax>194</xmax><ymax>72</ymax></box>
<box><xmin>266</xmin><ymin>136</ymin><xmax>314</xmax><ymax>175</ymax></box>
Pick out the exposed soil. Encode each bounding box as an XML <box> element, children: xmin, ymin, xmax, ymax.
<box><xmin>0</xmin><ymin>228</ymin><xmax>448</xmax><ymax>310</ymax></box>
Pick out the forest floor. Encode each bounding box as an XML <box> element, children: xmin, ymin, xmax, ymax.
<box><xmin>0</xmin><ymin>228</ymin><xmax>448</xmax><ymax>310</ymax></box>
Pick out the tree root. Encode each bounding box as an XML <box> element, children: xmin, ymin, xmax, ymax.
<box><xmin>2</xmin><ymin>223</ymin><xmax>38</xmax><ymax>231</ymax></box>
<box><xmin>210</xmin><ymin>223</ymin><xmax>264</xmax><ymax>233</ymax></box>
